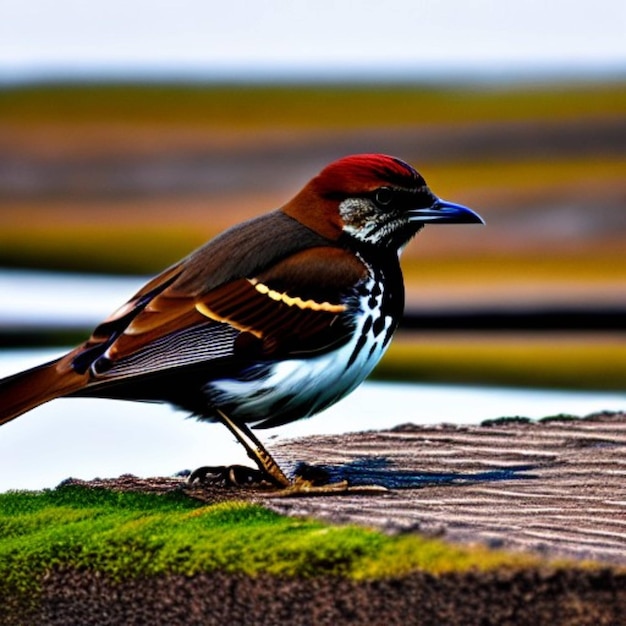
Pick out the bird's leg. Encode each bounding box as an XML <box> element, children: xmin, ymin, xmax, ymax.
<box><xmin>191</xmin><ymin>409</ymin><xmax>388</xmax><ymax>496</ymax></box>
<box><xmin>214</xmin><ymin>409</ymin><xmax>291</xmax><ymax>488</ymax></box>
<box><xmin>215</xmin><ymin>411</ymin><xmax>389</xmax><ymax>496</ymax></box>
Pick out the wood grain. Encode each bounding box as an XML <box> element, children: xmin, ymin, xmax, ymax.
<box><xmin>268</xmin><ymin>412</ymin><xmax>626</xmax><ymax>565</ymax></box>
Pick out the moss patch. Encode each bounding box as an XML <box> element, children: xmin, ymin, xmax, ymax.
<box><xmin>0</xmin><ymin>484</ymin><xmax>536</xmax><ymax>605</ymax></box>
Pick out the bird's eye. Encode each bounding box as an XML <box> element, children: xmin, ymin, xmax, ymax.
<box><xmin>374</xmin><ymin>187</ymin><xmax>394</xmax><ymax>206</ymax></box>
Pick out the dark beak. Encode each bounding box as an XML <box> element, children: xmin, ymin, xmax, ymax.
<box><xmin>408</xmin><ymin>199</ymin><xmax>485</xmax><ymax>225</ymax></box>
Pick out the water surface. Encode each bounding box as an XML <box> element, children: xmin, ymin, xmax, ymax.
<box><xmin>1</xmin><ymin>270</ymin><xmax>624</xmax><ymax>491</ymax></box>
<box><xmin>1</xmin><ymin>348</ymin><xmax>624</xmax><ymax>493</ymax></box>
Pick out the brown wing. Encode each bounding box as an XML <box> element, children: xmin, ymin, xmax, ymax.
<box><xmin>76</xmin><ymin>246</ymin><xmax>367</xmax><ymax>379</ymax></box>
<box><xmin>195</xmin><ymin>246</ymin><xmax>367</xmax><ymax>357</ymax></box>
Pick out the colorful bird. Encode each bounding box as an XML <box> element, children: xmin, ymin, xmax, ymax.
<box><xmin>0</xmin><ymin>154</ymin><xmax>483</xmax><ymax>493</ymax></box>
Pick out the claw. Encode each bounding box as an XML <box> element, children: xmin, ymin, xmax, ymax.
<box><xmin>188</xmin><ymin>464</ymin><xmax>270</xmax><ymax>487</ymax></box>
<box><xmin>197</xmin><ymin>412</ymin><xmax>387</xmax><ymax>495</ymax></box>
<box><xmin>264</xmin><ymin>477</ymin><xmax>388</xmax><ymax>498</ymax></box>
<box><xmin>187</xmin><ymin>462</ymin><xmax>387</xmax><ymax>496</ymax></box>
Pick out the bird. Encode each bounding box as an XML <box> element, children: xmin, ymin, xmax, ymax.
<box><xmin>0</xmin><ymin>154</ymin><xmax>483</xmax><ymax>493</ymax></box>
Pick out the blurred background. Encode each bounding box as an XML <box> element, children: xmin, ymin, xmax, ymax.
<box><xmin>0</xmin><ymin>0</ymin><xmax>625</xmax><ymax>488</ymax></box>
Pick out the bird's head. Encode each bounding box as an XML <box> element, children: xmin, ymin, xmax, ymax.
<box><xmin>282</xmin><ymin>154</ymin><xmax>483</xmax><ymax>252</ymax></box>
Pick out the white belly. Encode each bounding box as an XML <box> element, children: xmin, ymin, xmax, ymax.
<box><xmin>203</xmin><ymin>292</ymin><xmax>395</xmax><ymax>428</ymax></box>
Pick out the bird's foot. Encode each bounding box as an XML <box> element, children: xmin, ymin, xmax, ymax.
<box><xmin>188</xmin><ymin>464</ymin><xmax>273</xmax><ymax>489</ymax></box>
<box><xmin>261</xmin><ymin>462</ymin><xmax>388</xmax><ymax>497</ymax></box>
<box><xmin>265</xmin><ymin>476</ymin><xmax>388</xmax><ymax>497</ymax></box>
<box><xmin>187</xmin><ymin>462</ymin><xmax>387</xmax><ymax>496</ymax></box>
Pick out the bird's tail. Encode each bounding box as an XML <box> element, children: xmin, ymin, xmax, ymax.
<box><xmin>0</xmin><ymin>357</ymin><xmax>87</xmax><ymax>426</ymax></box>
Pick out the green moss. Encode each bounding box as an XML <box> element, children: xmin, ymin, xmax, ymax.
<box><xmin>0</xmin><ymin>485</ymin><xmax>534</xmax><ymax>603</ymax></box>
<box><xmin>480</xmin><ymin>416</ymin><xmax>532</xmax><ymax>427</ymax></box>
<box><xmin>538</xmin><ymin>413</ymin><xmax>581</xmax><ymax>423</ymax></box>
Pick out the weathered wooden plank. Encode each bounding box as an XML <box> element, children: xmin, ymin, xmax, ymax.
<box><xmin>266</xmin><ymin>412</ymin><xmax>626</xmax><ymax>565</ymax></box>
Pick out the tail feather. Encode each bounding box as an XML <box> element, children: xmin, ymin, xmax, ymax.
<box><xmin>0</xmin><ymin>358</ymin><xmax>88</xmax><ymax>426</ymax></box>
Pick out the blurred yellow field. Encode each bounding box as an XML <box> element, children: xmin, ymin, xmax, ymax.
<box><xmin>380</xmin><ymin>334</ymin><xmax>626</xmax><ymax>391</ymax></box>
<box><xmin>2</xmin><ymin>82</ymin><xmax>626</xmax><ymax>127</ymax></box>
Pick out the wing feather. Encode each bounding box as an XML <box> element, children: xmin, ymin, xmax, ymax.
<box><xmin>73</xmin><ymin>245</ymin><xmax>367</xmax><ymax>383</ymax></box>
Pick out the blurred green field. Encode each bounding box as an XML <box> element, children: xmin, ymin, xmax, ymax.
<box><xmin>2</xmin><ymin>81</ymin><xmax>626</xmax><ymax>127</ymax></box>
<box><xmin>1</xmin><ymin>80</ymin><xmax>625</xmax><ymax>275</ymax></box>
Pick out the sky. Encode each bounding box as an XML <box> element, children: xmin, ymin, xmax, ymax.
<box><xmin>1</xmin><ymin>0</ymin><xmax>625</xmax><ymax>82</ymax></box>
